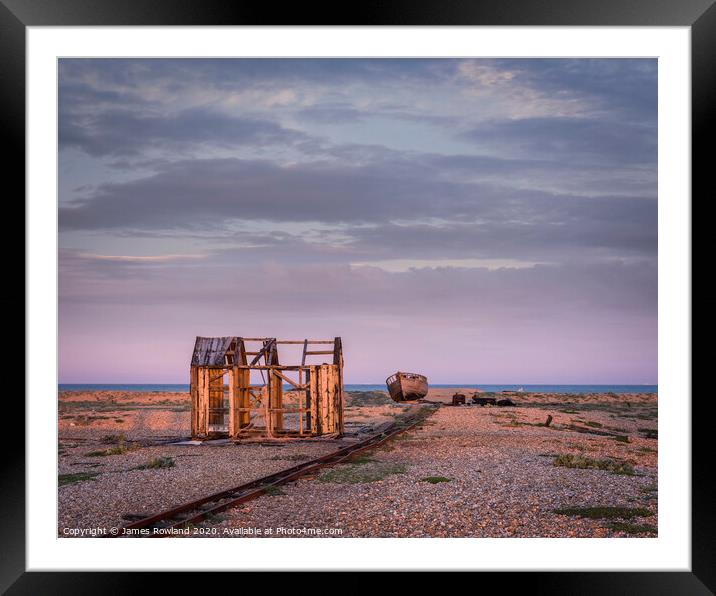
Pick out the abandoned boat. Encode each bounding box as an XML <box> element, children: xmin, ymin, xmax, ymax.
<box><xmin>386</xmin><ymin>371</ymin><xmax>429</xmax><ymax>402</ymax></box>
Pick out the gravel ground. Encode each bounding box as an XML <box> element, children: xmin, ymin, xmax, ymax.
<box><xmin>196</xmin><ymin>403</ymin><xmax>658</xmax><ymax>538</ymax></box>
<box><xmin>58</xmin><ymin>440</ymin><xmax>348</xmax><ymax>533</ymax></box>
<box><xmin>57</xmin><ymin>393</ymin><xmax>401</xmax><ymax>534</ymax></box>
<box><xmin>58</xmin><ymin>391</ymin><xmax>657</xmax><ymax>538</ymax></box>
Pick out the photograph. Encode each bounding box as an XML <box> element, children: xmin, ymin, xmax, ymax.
<box><xmin>57</xmin><ymin>57</ymin><xmax>659</xmax><ymax>539</ymax></box>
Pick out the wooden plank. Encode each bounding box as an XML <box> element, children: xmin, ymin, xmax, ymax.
<box><xmin>196</xmin><ymin>368</ymin><xmax>202</xmax><ymax>436</ymax></box>
<box><xmin>236</xmin><ymin>365</ymin><xmax>309</xmax><ymax>371</ymax></box>
<box><xmin>198</xmin><ymin>367</ymin><xmax>210</xmax><ymax>437</ymax></box>
<box><xmin>210</xmin><ymin>369</ymin><xmax>229</xmax><ymax>382</ymax></box>
<box><xmin>241</xmin><ymin>368</ymin><xmax>250</xmax><ymax>428</ymax></box>
<box><xmin>238</xmin><ymin>339</ymin><xmax>248</xmax><ymax>366</ymax></box>
<box><xmin>327</xmin><ymin>365</ymin><xmax>336</xmax><ymax>432</ymax></box>
<box><xmin>334</xmin><ymin>338</ymin><xmax>344</xmax><ymax>435</ymax></box>
<box><xmin>271</xmin><ymin>369</ymin><xmax>306</xmax><ymax>389</ymax></box>
<box><xmin>276</xmin><ymin>340</ymin><xmax>334</xmax><ymax>344</ymax></box>
<box><xmin>262</xmin><ymin>385</ymin><xmax>272</xmax><ymax>439</ymax></box>
<box><xmin>327</xmin><ymin>365</ymin><xmax>334</xmax><ymax>432</ymax></box>
<box><xmin>299</xmin><ymin>367</ymin><xmax>305</xmax><ymax>436</ymax></box>
<box><xmin>273</xmin><ymin>340</ymin><xmax>280</xmax><ymax>366</ymax></box>
<box><xmin>333</xmin><ymin>337</ymin><xmax>342</xmax><ymax>366</ymax></box>
<box><xmin>270</xmin><ymin>369</ymin><xmax>283</xmax><ymax>431</ymax></box>
<box><xmin>198</xmin><ymin>369</ymin><xmax>204</xmax><ymax>433</ymax></box>
<box><xmin>309</xmin><ymin>366</ymin><xmax>318</xmax><ymax>435</ymax></box>
<box><xmin>228</xmin><ymin>367</ymin><xmax>236</xmax><ymax>436</ymax></box>
<box><xmin>319</xmin><ymin>365</ymin><xmax>329</xmax><ymax>433</ymax></box>
<box><xmin>190</xmin><ymin>366</ymin><xmax>198</xmax><ymax>437</ymax></box>
<box><xmin>249</xmin><ymin>338</ymin><xmax>275</xmax><ymax>366</ymax></box>
<box><xmin>322</xmin><ymin>365</ymin><xmax>330</xmax><ymax>432</ymax></box>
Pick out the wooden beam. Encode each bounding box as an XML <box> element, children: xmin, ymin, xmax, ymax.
<box><xmin>269</xmin><ymin>369</ymin><xmax>283</xmax><ymax>431</ymax></box>
<box><xmin>237</xmin><ymin>365</ymin><xmax>310</xmax><ymax>371</ymax></box>
<box><xmin>333</xmin><ymin>337</ymin><xmax>343</xmax><ymax>366</ymax></box>
<box><xmin>271</xmin><ymin>369</ymin><xmax>307</xmax><ymax>389</ymax></box>
<box><xmin>249</xmin><ymin>339</ymin><xmax>275</xmax><ymax>366</ymax></box>
<box><xmin>276</xmin><ymin>340</ymin><xmax>335</xmax><ymax>344</ymax></box>
<box><xmin>238</xmin><ymin>339</ymin><xmax>248</xmax><ymax>366</ymax></box>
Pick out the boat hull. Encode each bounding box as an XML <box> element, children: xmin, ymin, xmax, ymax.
<box><xmin>386</xmin><ymin>372</ymin><xmax>428</xmax><ymax>402</ymax></box>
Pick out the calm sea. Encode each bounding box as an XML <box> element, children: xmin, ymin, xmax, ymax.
<box><xmin>59</xmin><ymin>383</ymin><xmax>657</xmax><ymax>394</ymax></box>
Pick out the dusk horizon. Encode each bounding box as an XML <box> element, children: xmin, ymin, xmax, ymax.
<box><xmin>59</xmin><ymin>58</ymin><xmax>657</xmax><ymax>385</ymax></box>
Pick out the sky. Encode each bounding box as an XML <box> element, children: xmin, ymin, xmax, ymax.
<box><xmin>58</xmin><ymin>58</ymin><xmax>657</xmax><ymax>384</ymax></box>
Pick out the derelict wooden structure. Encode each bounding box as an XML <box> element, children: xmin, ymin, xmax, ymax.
<box><xmin>190</xmin><ymin>337</ymin><xmax>344</xmax><ymax>440</ymax></box>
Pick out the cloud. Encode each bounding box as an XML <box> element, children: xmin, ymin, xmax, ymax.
<box><xmin>459</xmin><ymin>116</ymin><xmax>656</xmax><ymax>166</ymax></box>
<box><xmin>295</xmin><ymin>102</ymin><xmax>366</xmax><ymax>124</ymax></box>
<box><xmin>488</xmin><ymin>59</ymin><xmax>657</xmax><ymax>121</ymax></box>
<box><xmin>75</xmin><ymin>252</ymin><xmax>206</xmax><ymax>263</ymax></box>
<box><xmin>57</xmin><ymin>58</ymin><xmax>658</xmax><ymax>382</ymax></box>
<box><xmin>59</xmin><ymin>255</ymin><xmax>657</xmax><ymax>382</ymax></box>
<box><xmin>59</xmin><ymin>106</ymin><xmax>315</xmax><ymax>157</ymax></box>
<box><xmin>59</xmin><ymin>154</ymin><xmax>656</xmax><ymax>265</ymax></box>
<box><xmin>60</xmin><ymin>250</ymin><xmax>655</xmax><ymax>316</ymax></box>
<box><xmin>59</xmin><ymin>58</ymin><xmax>653</xmax><ymax>162</ymax></box>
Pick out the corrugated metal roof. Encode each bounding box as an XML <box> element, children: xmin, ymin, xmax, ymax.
<box><xmin>191</xmin><ymin>336</ymin><xmax>237</xmax><ymax>366</ymax></box>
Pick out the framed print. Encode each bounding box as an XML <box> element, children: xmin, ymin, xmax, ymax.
<box><xmin>6</xmin><ymin>0</ymin><xmax>709</xmax><ymax>591</ymax></box>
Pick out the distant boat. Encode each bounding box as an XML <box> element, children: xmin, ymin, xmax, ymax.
<box><xmin>386</xmin><ymin>372</ymin><xmax>429</xmax><ymax>402</ymax></box>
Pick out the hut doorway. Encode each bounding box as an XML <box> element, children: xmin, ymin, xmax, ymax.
<box><xmin>207</xmin><ymin>368</ymin><xmax>230</xmax><ymax>434</ymax></box>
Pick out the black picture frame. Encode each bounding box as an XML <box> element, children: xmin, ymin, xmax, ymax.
<box><xmin>4</xmin><ymin>0</ymin><xmax>707</xmax><ymax>591</ymax></box>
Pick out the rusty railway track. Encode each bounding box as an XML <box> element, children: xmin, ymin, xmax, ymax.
<box><xmin>116</xmin><ymin>405</ymin><xmax>437</xmax><ymax>537</ymax></box>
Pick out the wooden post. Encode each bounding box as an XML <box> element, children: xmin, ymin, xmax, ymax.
<box><xmin>190</xmin><ymin>366</ymin><xmax>198</xmax><ymax>437</ymax></box>
<box><xmin>262</xmin><ymin>385</ymin><xmax>272</xmax><ymax>438</ymax></box>
<box><xmin>309</xmin><ymin>366</ymin><xmax>318</xmax><ymax>435</ymax></box>
<box><xmin>319</xmin><ymin>364</ymin><xmax>331</xmax><ymax>433</ymax></box>
<box><xmin>269</xmin><ymin>369</ymin><xmax>284</xmax><ymax>432</ymax></box>
<box><xmin>305</xmin><ymin>367</ymin><xmax>313</xmax><ymax>434</ymax></box>
<box><xmin>228</xmin><ymin>366</ymin><xmax>241</xmax><ymax>437</ymax></box>
<box><xmin>196</xmin><ymin>367</ymin><xmax>210</xmax><ymax>438</ymax></box>
<box><xmin>225</xmin><ymin>339</ymin><xmax>247</xmax><ymax>438</ymax></box>
<box><xmin>237</xmin><ymin>339</ymin><xmax>250</xmax><ymax>431</ymax></box>
<box><xmin>333</xmin><ymin>337</ymin><xmax>344</xmax><ymax>435</ymax></box>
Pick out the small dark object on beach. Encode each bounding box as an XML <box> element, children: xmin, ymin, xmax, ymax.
<box><xmin>497</xmin><ymin>398</ymin><xmax>516</xmax><ymax>407</ymax></box>
<box><xmin>472</xmin><ymin>395</ymin><xmax>497</xmax><ymax>406</ymax></box>
<box><xmin>544</xmin><ymin>414</ymin><xmax>553</xmax><ymax>427</ymax></box>
<box><xmin>452</xmin><ymin>393</ymin><xmax>466</xmax><ymax>406</ymax></box>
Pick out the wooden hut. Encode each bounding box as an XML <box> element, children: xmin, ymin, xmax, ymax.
<box><xmin>190</xmin><ymin>337</ymin><xmax>344</xmax><ymax>440</ymax></box>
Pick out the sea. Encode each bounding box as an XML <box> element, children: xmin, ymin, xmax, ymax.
<box><xmin>59</xmin><ymin>383</ymin><xmax>657</xmax><ymax>394</ymax></box>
